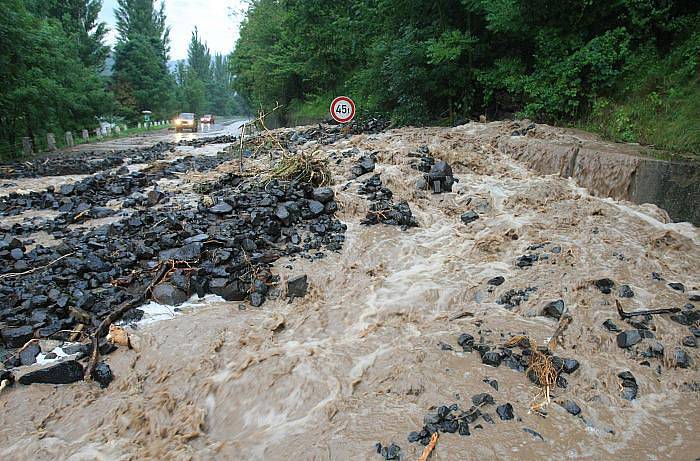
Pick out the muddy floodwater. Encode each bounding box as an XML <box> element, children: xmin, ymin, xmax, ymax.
<box><xmin>0</xmin><ymin>122</ymin><xmax>698</xmax><ymax>460</ymax></box>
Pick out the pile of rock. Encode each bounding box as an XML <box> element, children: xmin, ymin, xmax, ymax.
<box><xmin>0</xmin><ymin>177</ymin><xmax>346</xmax><ymax>363</ymax></box>
<box><xmin>349</xmin><ymin>116</ymin><xmax>390</xmax><ymax>135</ymax></box>
<box><xmin>358</xmin><ymin>174</ymin><xmax>417</xmax><ymax>229</ymax></box>
<box><xmin>350</xmin><ymin>155</ymin><xmax>376</xmax><ymax>179</ymax></box>
<box><xmin>405</xmin><ymin>394</ymin><xmax>518</xmax><ymax>448</ymax></box>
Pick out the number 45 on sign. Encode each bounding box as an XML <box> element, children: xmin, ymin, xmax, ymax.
<box><xmin>330</xmin><ymin>96</ymin><xmax>355</xmax><ymax>123</ymax></box>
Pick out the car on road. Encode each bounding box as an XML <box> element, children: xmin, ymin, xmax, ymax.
<box><xmin>200</xmin><ymin>114</ymin><xmax>215</xmax><ymax>124</ymax></box>
<box><xmin>175</xmin><ymin>113</ymin><xmax>197</xmax><ymax>132</ymax></box>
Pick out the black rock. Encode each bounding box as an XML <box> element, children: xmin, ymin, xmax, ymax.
<box><xmin>670</xmin><ymin>312</ymin><xmax>692</xmax><ymax>326</ymax></box>
<box><xmin>287</xmin><ymin>275</ymin><xmax>308</xmax><ymax>299</ymax></box>
<box><xmin>308</xmin><ymin>200</ymin><xmax>325</xmax><ymax>217</ymax></box>
<box><xmin>10</xmin><ymin>248</ymin><xmax>24</xmax><ymax>260</ymax></box>
<box><xmin>690</xmin><ymin>326</ymin><xmax>700</xmax><ymax>338</ymax></box>
<box><xmin>92</xmin><ymin>361</ymin><xmax>113</xmax><ymax>388</ymax></box>
<box><xmin>209</xmin><ymin>202</ymin><xmax>233</xmax><ymax>215</ymax></box>
<box><xmin>618</xmin><ymin>371</ymin><xmax>638</xmax><ymax>400</ymax></box>
<box><xmin>18</xmin><ymin>360</ymin><xmax>84</xmax><ymax>385</ymax></box>
<box><xmin>1</xmin><ymin>325</ymin><xmax>34</xmax><ymax>348</ymax></box>
<box><xmin>516</xmin><ymin>254</ymin><xmax>538</xmax><ymax>268</ymax></box>
<box><xmin>618</xmin><ymin>284</ymin><xmax>634</xmax><ymax>298</ymax></box>
<box><xmin>668</xmin><ymin>282</ymin><xmax>685</xmax><ymax>292</ymax></box>
<box><xmin>152</xmin><ymin>283</ymin><xmax>188</xmax><ymax>306</ymax></box>
<box><xmin>562</xmin><ymin>358</ymin><xmax>580</xmax><ymax>374</ymax></box>
<box><xmin>616</xmin><ymin>330</ymin><xmax>642</xmax><ymax>348</ymax></box>
<box><xmin>487</xmin><ymin>276</ymin><xmax>505</xmax><ymax>286</ymax></box>
<box><xmin>595</xmin><ymin>278</ymin><xmax>615</xmax><ymax>294</ymax></box>
<box><xmin>407</xmin><ymin>431</ymin><xmax>421</xmax><ymax>443</ymax></box>
<box><xmin>457</xmin><ymin>333</ymin><xmax>474</xmax><ymax>349</ymax></box>
<box><xmin>482</xmin><ymin>351</ymin><xmax>502</xmax><ymax>367</ymax></box>
<box><xmin>380</xmin><ymin>442</ymin><xmax>401</xmax><ymax>460</ymax></box>
<box><xmin>62</xmin><ymin>343</ymin><xmax>92</xmax><ymax>358</ymax></box>
<box><xmin>471</xmin><ymin>393</ymin><xmax>494</xmax><ymax>406</ymax></box>
<box><xmin>473</xmin><ymin>343</ymin><xmax>490</xmax><ymax>356</ymax></box>
<box><xmin>639</xmin><ymin>330</ymin><xmax>655</xmax><ymax>339</ymax></box>
<box><xmin>441</xmin><ymin>419</ymin><xmax>459</xmax><ymax>433</ymax></box>
<box><xmin>184</xmin><ymin>233</ymin><xmax>209</xmax><ymax>244</ymax></box>
<box><xmin>675</xmin><ymin>348</ymin><xmax>691</xmax><ymax>368</ymax></box>
<box><xmin>603</xmin><ymin>319</ymin><xmax>622</xmax><ymax>332</ymax></box>
<box><xmin>483</xmin><ymin>377</ymin><xmax>498</xmax><ymax>391</ymax></box>
<box><xmin>209</xmin><ymin>279</ymin><xmax>247</xmax><ymax>302</ymax></box>
<box><xmin>147</xmin><ymin>189</ymin><xmax>165</xmax><ymax>206</ymax></box>
<box><xmin>250</xmin><ymin>292</ymin><xmax>264</xmax><ymax>307</ymax></box>
<box><xmin>0</xmin><ymin>369</ymin><xmax>14</xmax><ymax>384</ymax></box>
<box><xmin>460</xmin><ymin>211</ymin><xmax>479</xmax><ymax>224</ymax></box>
<box><xmin>274</xmin><ymin>204</ymin><xmax>290</xmax><ymax>223</ymax></box>
<box><xmin>427</xmin><ymin>161</ymin><xmax>454</xmax><ymax>193</ymax></box>
<box><xmin>504</xmin><ymin>355</ymin><xmax>525</xmax><ymax>372</ymax></box>
<box><xmin>482</xmin><ymin>413</ymin><xmax>495</xmax><ymax>424</ymax></box>
<box><xmin>19</xmin><ymin>342</ymin><xmax>41</xmax><ymax>366</ymax></box>
<box><xmin>159</xmin><ymin>242</ymin><xmax>202</xmax><ymax>261</ymax></box>
<box><xmin>541</xmin><ymin>299</ymin><xmax>565</xmax><ymax>320</ymax></box>
<box><xmin>59</xmin><ymin>184</ymin><xmax>75</xmax><ymax>195</ymax></box>
<box><xmin>561</xmin><ymin>400</ymin><xmax>581</xmax><ymax>416</ymax></box>
<box><xmin>689</xmin><ymin>294</ymin><xmax>700</xmax><ymax>302</ymax></box>
<box><xmin>458</xmin><ymin>421</ymin><xmax>470</xmax><ymax>436</ymax></box>
<box><xmin>683</xmin><ymin>336</ymin><xmax>698</xmax><ymax>347</ymax></box>
<box><xmin>496</xmin><ymin>403</ymin><xmax>514</xmax><ymax>420</ymax></box>
<box><xmin>312</xmin><ymin>187</ymin><xmax>334</xmax><ymax>203</ymax></box>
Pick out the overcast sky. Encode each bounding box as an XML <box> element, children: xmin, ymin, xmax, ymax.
<box><xmin>98</xmin><ymin>0</ymin><xmax>247</xmax><ymax>61</ymax></box>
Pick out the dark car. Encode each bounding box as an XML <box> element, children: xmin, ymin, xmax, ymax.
<box><xmin>175</xmin><ymin>112</ymin><xmax>197</xmax><ymax>132</ymax></box>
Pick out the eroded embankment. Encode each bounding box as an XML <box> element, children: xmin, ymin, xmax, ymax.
<box><xmin>499</xmin><ymin>123</ymin><xmax>700</xmax><ymax>224</ymax></box>
<box><xmin>0</xmin><ymin>121</ymin><xmax>699</xmax><ymax>461</ymax></box>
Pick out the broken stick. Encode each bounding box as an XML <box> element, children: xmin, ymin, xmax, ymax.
<box><xmin>615</xmin><ymin>300</ymin><xmax>680</xmax><ymax>319</ymax></box>
<box><xmin>84</xmin><ymin>262</ymin><xmax>171</xmax><ymax>381</ymax></box>
<box><xmin>417</xmin><ymin>432</ymin><xmax>438</xmax><ymax>461</ymax></box>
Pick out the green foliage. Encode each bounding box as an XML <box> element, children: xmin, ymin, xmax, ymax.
<box><xmin>174</xmin><ymin>29</ymin><xmax>242</xmax><ymax>116</ymax></box>
<box><xmin>0</xmin><ymin>0</ymin><xmax>113</xmax><ymax>158</ymax></box>
<box><xmin>231</xmin><ymin>0</ymin><xmax>699</xmax><ymax>154</ymax></box>
<box><xmin>112</xmin><ymin>0</ymin><xmax>175</xmax><ymax>120</ymax></box>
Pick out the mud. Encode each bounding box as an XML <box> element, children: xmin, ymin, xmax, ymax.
<box><xmin>0</xmin><ymin>121</ymin><xmax>699</xmax><ymax>460</ymax></box>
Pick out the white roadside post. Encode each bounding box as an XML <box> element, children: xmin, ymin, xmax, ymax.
<box><xmin>82</xmin><ymin>129</ymin><xmax>89</xmax><ymax>142</ymax></box>
<box><xmin>22</xmin><ymin>137</ymin><xmax>33</xmax><ymax>155</ymax></box>
<box><xmin>65</xmin><ymin>131</ymin><xmax>74</xmax><ymax>147</ymax></box>
<box><xmin>95</xmin><ymin>128</ymin><xmax>101</xmax><ymax>139</ymax></box>
<box><xmin>114</xmin><ymin>125</ymin><xmax>121</xmax><ymax>134</ymax></box>
<box><xmin>46</xmin><ymin>133</ymin><xmax>57</xmax><ymax>151</ymax></box>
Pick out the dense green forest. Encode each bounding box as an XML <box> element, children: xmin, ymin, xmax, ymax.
<box><xmin>0</xmin><ymin>0</ymin><xmax>241</xmax><ymax>158</ymax></box>
<box><xmin>231</xmin><ymin>0</ymin><xmax>700</xmax><ymax>154</ymax></box>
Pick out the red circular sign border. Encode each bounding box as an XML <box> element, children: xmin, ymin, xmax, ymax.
<box><xmin>330</xmin><ymin>96</ymin><xmax>355</xmax><ymax>123</ymax></box>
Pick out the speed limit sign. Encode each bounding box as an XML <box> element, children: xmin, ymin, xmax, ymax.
<box><xmin>330</xmin><ymin>96</ymin><xmax>355</xmax><ymax>123</ymax></box>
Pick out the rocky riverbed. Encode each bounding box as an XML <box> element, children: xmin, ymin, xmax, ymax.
<box><xmin>0</xmin><ymin>120</ymin><xmax>698</xmax><ymax>460</ymax></box>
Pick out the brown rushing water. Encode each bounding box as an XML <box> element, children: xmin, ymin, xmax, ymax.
<box><xmin>1</xmin><ymin>122</ymin><xmax>698</xmax><ymax>461</ymax></box>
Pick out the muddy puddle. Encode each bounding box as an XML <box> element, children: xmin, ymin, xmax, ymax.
<box><xmin>0</xmin><ymin>122</ymin><xmax>698</xmax><ymax>460</ymax></box>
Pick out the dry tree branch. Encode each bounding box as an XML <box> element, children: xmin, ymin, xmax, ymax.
<box><xmin>238</xmin><ymin>103</ymin><xmax>283</xmax><ymax>172</ymax></box>
<box><xmin>0</xmin><ymin>252</ymin><xmax>75</xmax><ymax>279</ymax></box>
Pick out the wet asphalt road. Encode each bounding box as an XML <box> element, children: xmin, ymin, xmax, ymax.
<box><xmin>62</xmin><ymin>118</ymin><xmax>249</xmax><ymax>154</ymax></box>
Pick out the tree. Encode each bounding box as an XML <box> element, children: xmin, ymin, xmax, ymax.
<box><xmin>112</xmin><ymin>0</ymin><xmax>175</xmax><ymax>120</ymax></box>
<box><xmin>0</xmin><ymin>0</ymin><xmax>113</xmax><ymax>157</ymax></box>
<box><xmin>188</xmin><ymin>27</ymin><xmax>212</xmax><ymax>81</ymax></box>
<box><xmin>31</xmin><ymin>0</ymin><xmax>110</xmax><ymax>69</ymax></box>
